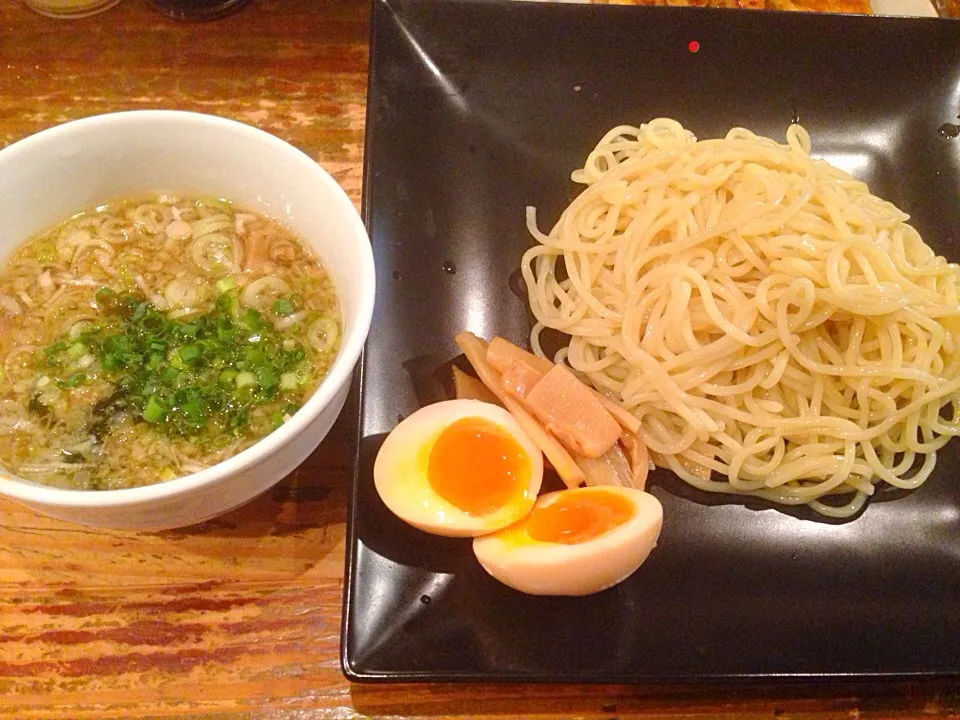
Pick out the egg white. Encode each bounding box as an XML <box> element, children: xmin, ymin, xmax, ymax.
<box><xmin>373</xmin><ymin>399</ymin><xmax>543</xmax><ymax>537</ymax></box>
<box><xmin>472</xmin><ymin>486</ymin><xmax>663</xmax><ymax>596</ymax></box>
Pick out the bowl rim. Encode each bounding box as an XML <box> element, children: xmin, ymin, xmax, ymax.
<box><xmin>0</xmin><ymin>109</ymin><xmax>375</xmax><ymax>509</ymax></box>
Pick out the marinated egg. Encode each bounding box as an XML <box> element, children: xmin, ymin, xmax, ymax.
<box><xmin>472</xmin><ymin>486</ymin><xmax>663</xmax><ymax>596</ymax></box>
<box><xmin>374</xmin><ymin>399</ymin><xmax>543</xmax><ymax>537</ymax></box>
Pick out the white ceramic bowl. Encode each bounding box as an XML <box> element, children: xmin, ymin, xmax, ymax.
<box><xmin>0</xmin><ymin>110</ymin><xmax>374</xmax><ymax>530</ymax></box>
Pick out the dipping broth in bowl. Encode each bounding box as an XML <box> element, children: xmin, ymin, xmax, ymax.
<box><xmin>0</xmin><ymin>194</ymin><xmax>341</xmax><ymax>491</ymax></box>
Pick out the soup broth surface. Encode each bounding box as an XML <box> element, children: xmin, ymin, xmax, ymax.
<box><xmin>0</xmin><ymin>195</ymin><xmax>340</xmax><ymax>490</ymax></box>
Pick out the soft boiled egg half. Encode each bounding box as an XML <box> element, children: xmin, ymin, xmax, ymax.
<box><xmin>374</xmin><ymin>399</ymin><xmax>543</xmax><ymax>537</ymax></box>
<box><xmin>473</xmin><ymin>486</ymin><xmax>663</xmax><ymax>596</ymax></box>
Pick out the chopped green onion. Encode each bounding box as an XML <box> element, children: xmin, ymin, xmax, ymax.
<box><xmin>178</xmin><ymin>344</ymin><xmax>201</xmax><ymax>363</ymax></box>
<box><xmin>169</xmin><ymin>349</ymin><xmax>185</xmax><ymax>369</ymax></box>
<box><xmin>273</xmin><ymin>299</ymin><xmax>295</xmax><ymax>316</ymax></box>
<box><xmin>143</xmin><ymin>396</ymin><xmax>166</xmax><ymax>423</ymax></box>
<box><xmin>270</xmin><ymin>411</ymin><xmax>285</xmax><ymax>430</ymax></box>
<box><xmin>229</xmin><ymin>406</ymin><xmax>250</xmax><ymax>430</ymax></box>
<box><xmin>181</xmin><ymin>400</ymin><xmax>203</xmax><ymax>420</ymax></box>
<box><xmin>45</xmin><ymin>288</ymin><xmax>321</xmax><ymax>442</ymax></box>
<box><xmin>216</xmin><ymin>321</ymin><xmax>236</xmax><ymax>342</ymax></box>
<box><xmin>219</xmin><ymin>292</ymin><xmax>240</xmax><ymax>317</ymax></box>
<box><xmin>242</xmin><ymin>307</ymin><xmax>263</xmax><ymax>327</ymax></box>
<box><xmin>60</xmin><ymin>372</ymin><xmax>87</xmax><ymax>389</ymax></box>
<box><xmin>69</xmin><ymin>321</ymin><xmax>91</xmax><ymax>340</ymax></box>
<box><xmin>216</xmin><ymin>277</ymin><xmax>237</xmax><ymax>294</ymax></box>
<box><xmin>44</xmin><ymin>340</ymin><xmax>67</xmax><ymax>358</ymax></box>
<box><xmin>256</xmin><ymin>366</ymin><xmax>277</xmax><ymax>390</ymax></box>
<box><xmin>35</xmin><ymin>242</ymin><xmax>57</xmax><ymax>265</ymax></box>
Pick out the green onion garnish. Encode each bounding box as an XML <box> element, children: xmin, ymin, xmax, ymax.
<box><xmin>178</xmin><ymin>344</ymin><xmax>201</xmax><ymax>363</ymax></box>
<box><xmin>216</xmin><ymin>277</ymin><xmax>237</xmax><ymax>294</ymax></box>
<box><xmin>256</xmin><ymin>366</ymin><xmax>277</xmax><ymax>390</ymax></box>
<box><xmin>273</xmin><ymin>298</ymin><xmax>295</xmax><ymax>316</ymax></box>
<box><xmin>143</xmin><ymin>396</ymin><xmax>166</xmax><ymax>423</ymax></box>
<box><xmin>41</xmin><ymin>289</ymin><xmax>314</xmax><ymax>441</ymax></box>
<box><xmin>35</xmin><ymin>242</ymin><xmax>57</xmax><ymax>265</ymax></box>
<box><xmin>67</xmin><ymin>342</ymin><xmax>87</xmax><ymax>360</ymax></box>
<box><xmin>59</xmin><ymin>372</ymin><xmax>87</xmax><ymax>389</ymax></box>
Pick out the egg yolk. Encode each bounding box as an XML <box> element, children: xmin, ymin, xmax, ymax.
<box><xmin>427</xmin><ymin>416</ymin><xmax>530</xmax><ymax>516</ymax></box>
<box><xmin>526</xmin><ymin>490</ymin><xmax>634</xmax><ymax>545</ymax></box>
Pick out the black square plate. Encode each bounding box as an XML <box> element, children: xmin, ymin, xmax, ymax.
<box><xmin>343</xmin><ymin>0</ymin><xmax>960</xmax><ymax>682</ymax></box>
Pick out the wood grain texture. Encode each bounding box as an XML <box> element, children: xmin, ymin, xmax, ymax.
<box><xmin>0</xmin><ymin>1</ymin><xmax>958</xmax><ymax>718</ymax></box>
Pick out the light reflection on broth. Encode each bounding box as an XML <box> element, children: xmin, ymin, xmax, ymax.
<box><xmin>0</xmin><ymin>195</ymin><xmax>340</xmax><ymax>490</ymax></box>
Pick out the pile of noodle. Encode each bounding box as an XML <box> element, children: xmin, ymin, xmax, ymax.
<box><xmin>522</xmin><ymin>119</ymin><xmax>960</xmax><ymax>517</ymax></box>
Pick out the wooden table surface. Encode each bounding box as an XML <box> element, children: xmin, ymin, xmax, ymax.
<box><xmin>1</xmin><ymin>1</ymin><xmax>958</xmax><ymax>718</ymax></box>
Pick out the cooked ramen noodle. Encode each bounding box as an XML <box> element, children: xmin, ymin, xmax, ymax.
<box><xmin>522</xmin><ymin>119</ymin><xmax>960</xmax><ymax>517</ymax></box>
<box><xmin>0</xmin><ymin>195</ymin><xmax>340</xmax><ymax>490</ymax></box>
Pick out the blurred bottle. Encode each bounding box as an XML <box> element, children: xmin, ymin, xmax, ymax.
<box><xmin>23</xmin><ymin>0</ymin><xmax>121</xmax><ymax>18</ymax></box>
<box><xmin>148</xmin><ymin>0</ymin><xmax>251</xmax><ymax>20</ymax></box>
